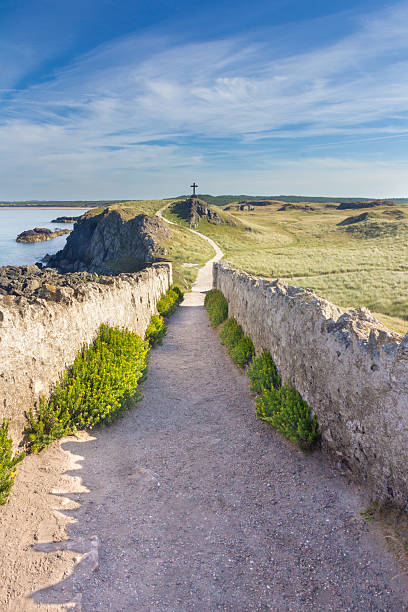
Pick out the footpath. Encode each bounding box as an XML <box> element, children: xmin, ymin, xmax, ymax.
<box><xmin>1</xmin><ymin>213</ymin><xmax>408</xmax><ymax>610</ymax></box>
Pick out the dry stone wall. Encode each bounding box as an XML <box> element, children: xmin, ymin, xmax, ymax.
<box><xmin>0</xmin><ymin>263</ymin><xmax>171</xmax><ymax>443</ymax></box>
<box><xmin>214</xmin><ymin>262</ymin><xmax>408</xmax><ymax>508</ymax></box>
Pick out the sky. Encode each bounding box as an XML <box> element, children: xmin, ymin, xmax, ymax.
<box><xmin>1</xmin><ymin>0</ymin><xmax>408</xmax><ymax>199</ymax></box>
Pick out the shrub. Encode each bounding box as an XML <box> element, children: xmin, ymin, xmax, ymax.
<box><xmin>145</xmin><ymin>314</ymin><xmax>167</xmax><ymax>346</ymax></box>
<box><xmin>219</xmin><ymin>317</ymin><xmax>243</xmax><ymax>349</ymax></box>
<box><xmin>25</xmin><ymin>324</ymin><xmax>149</xmax><ymax>453</ymax></box>
<box><xmin>230</xmin><ymin>336</ymin><xmax>255</xmax><ymax>366</ymax></box>
<box><xmin>170</xmin><ymin>285</ymin><xmax>184</xmax><ymax>304</ymax></box>
<box><xmin>256</xmin><ymin>384</ymin><xmax>319</xmax><ymax>449</ymax></box>
<box><xmin>204</xmin><ymin>289</ymin><xmax>228</xmax><ymax>327</ymax></box>
<box><xmin>247</xmin><ymin>351</ymin><xmax>281</xmax><ymax>394</ymax></box>
<box><xmin>0</xmin><ymin>420</ymin><xmax>25</xmax><ymax>505</ymax></box>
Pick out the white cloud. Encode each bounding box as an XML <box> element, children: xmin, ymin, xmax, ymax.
<box><xmin>1</xmin><ymin>2</ymin><xmax>408</xmax><ymax>197</ymax></box>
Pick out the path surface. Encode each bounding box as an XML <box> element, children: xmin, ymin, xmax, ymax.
<box><xmin>29</xmin><ymin>218</ymin><xmax>408</xmax><ymax>611</ymax></box>
<box><xmin>2</xmin><ymin>211</ymin><xmax>407</xmax><ymax>610</ymax></box>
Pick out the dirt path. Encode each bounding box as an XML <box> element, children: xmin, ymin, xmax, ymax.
<box><xmin>2</xmin><ymin>214</ymin><xmax>408</xmax><ymax>610</ymax></box>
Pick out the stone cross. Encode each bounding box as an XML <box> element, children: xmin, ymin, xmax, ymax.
<box><xmin>190</xmin><ymin>182</ymin><xmax>198</xmax><ymax>196</ymax></box>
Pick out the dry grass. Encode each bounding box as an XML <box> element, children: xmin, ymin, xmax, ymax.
<box><xmin>166</xmin><ymin>200</ymin><xmax>408</xmax><ymax>334</ymax></box>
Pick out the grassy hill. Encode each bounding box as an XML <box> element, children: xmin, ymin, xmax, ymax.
<box><xmin>165</xmin><ymin>199</ymin><xmax>408</xmax><ymax>334</ymax></box>
<box><xmin>175</xmin><ymin>194</ymin><xmax>408</xmax><ymax>207</ymax></box>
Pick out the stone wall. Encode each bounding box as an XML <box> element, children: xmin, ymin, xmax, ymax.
<box><xmin>0</xmin><ymin>263</ymin><xmax>171</xmax><ymax>443</ymax></box>
<box><xmin>213</xmin><ymin>262</ymin><xmax>408</xmax><ymax>508</ymax></box>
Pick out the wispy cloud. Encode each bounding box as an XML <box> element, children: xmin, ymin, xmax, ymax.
<box><xmin>1</xmin><ymin>1</ymin><xmax>408</xmax><ymax>197</ymax></box>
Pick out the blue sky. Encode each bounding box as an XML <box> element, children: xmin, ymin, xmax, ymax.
<box><xmin>1</xmin><ymin>0</ymin><xmax>408</xmax><ymax>199</ymax></box>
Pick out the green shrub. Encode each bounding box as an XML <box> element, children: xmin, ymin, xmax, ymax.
<box><xmin>25</xmin><ymin>324</ymin><xmax>149</xmax><ymax>453</ymax></box>
<box><xmin>230</xmin><ymin>336</ymin><xmax>255</xmax><ymax>366</ymax></box>
<box><xmin>170</xmin><ymin>285</ymin><xmax>184</xmax><ymax>304</ymax></box>
<box><xmin>145</xmin><ymin>314</ymin><xmax>167</xmax><ymax>346</ymax></box>
<box><xmin>247</xmin><ymin>351</ymin><xmax>281</xmax><ymax>394</ymax></box>
<box><xmin>219</xmin><ymin>317</ymin><xmax>243</xmax><ymax>349</ymax></box>
<box><xmin>256</xmin><ymin>384</ymin><xmax>319</xmax><ymax>449</ymax></box>
<box><xmin>204</xmin><ymin>289</ymin><xmax>228</xmax><ymax>327</ymax></box>
<box><xmin>0</xmin><ymin>420</ymin><xmax>25</xmax><ymax>505</ymax></box>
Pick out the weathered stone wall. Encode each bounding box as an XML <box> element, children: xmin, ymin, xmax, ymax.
<box><xmin>0</xmin><ymin>263</ymin><xmax>171</xmax><ymax>443</ymax></box>
<box><xmin>213</xmin><ymin>262</ymin><xmax>408</xmax><ymax>508</ymax></box>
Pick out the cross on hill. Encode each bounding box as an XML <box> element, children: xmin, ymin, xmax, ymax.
<box><xmin>190</xmin><ymin>182</ymin><xmax>198</xmax><ymax>196</ymax></box>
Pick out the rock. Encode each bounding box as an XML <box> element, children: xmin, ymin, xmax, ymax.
<box><xmin>51</xmin><ymin>216</ymin><xmax>82</xmax><ymax>223</ymax></box>
<box><xmin>47</xmin><ymin>207</ymin><xmax>171</xmax><ymax>274</ymax></box>
<box><xmin>16</xmin><ymin>227</ymin><xmax>71</xmax><ymax>243</ymax></box>
<box><xmin>172</xmin><ymin>198</ymin><xmax>224</xmax><ymax>228</ymax></box>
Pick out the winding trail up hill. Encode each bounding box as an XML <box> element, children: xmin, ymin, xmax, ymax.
<box><xmin>1</xmin><ymin>206</ymin><xmax>407</xmax><ymax>610</ymax></box>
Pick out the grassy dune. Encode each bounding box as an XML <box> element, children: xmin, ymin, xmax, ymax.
<box><xmin>164</xmin><ymin>200</ymin><xmax>408</xmax><ymax>334</ymax></box>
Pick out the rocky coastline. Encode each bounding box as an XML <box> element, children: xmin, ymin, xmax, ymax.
<box><xmin>50</xmin><ymin>215</ymin><xmax>81</xmax><ymax>223</ymax></box>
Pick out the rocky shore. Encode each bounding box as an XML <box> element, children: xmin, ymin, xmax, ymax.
<box><xmin>16</xmin><ymin>227</ymin><xmax>71</xmax><ymax>243</ymax></box>
<box><xmin>0</xmin><ymin>264</ymin><xmax>118</xmax><ymax>303</ymax></box>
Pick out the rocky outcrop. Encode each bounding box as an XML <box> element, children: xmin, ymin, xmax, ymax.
<box><xmin>337</xmin><ymin>200</ymin><xmax>394</xmax><ymax>210</ymax></box>
<box><xmin>16</xmin><ymin>228</ymin><xmax>71</xmax><ymax>243</ymax></box>
<box><xmin>277</xmin><ymin>203</ymin><xmax>315</xmax><ymax>212</ymax></box>
<box><xmin>0</xmin><ymin>263</ymin><xmax>172</xmax><ymax>443</ymax></box>
<box><xmin>48</xmin><ymin>207</ymin><xmax>171</xmax><ymax>273</ymax></box>
<box><xmin>213</xmin><ymin>262</ymin><xmax>408</xmax><ymax>509</ymax></box>
<box><xmin>338</xmin><ymin>212</ymin><xmax>371</xmax><ymax>226</ymax></box>
<box><xmin>51</xmin><ymin>215</ymin><xmax>82</xmax><ymax>223</ymax></box>
<box><xmin>0</xmin><ymin>265</ymin><xmax>114</xmax><ymax>301</ymax></box>
<box><xmin>172</xmin><ymin>199</ymin><xmax>224</xmax><ymax>228</ymax></box>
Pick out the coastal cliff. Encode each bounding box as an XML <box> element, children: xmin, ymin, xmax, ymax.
<box><xmin>48</xmin><ymin>207</ymin><xmax>171</xmax><ymax>273</ymax></box>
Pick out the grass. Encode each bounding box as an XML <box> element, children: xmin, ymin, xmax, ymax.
<box><xmin>162</xmin><ymin>222</ymin><xmax>215</xmax><ymax>288</ymax></box>
<box><xmin>169</xmin><ymin>200</ymin><xmax>408</xmax><ymax>333</ymax></box>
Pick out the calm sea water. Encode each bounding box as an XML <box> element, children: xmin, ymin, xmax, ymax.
<box><xmin>0</xmin><ymin>208</ymin><xmax>88</xmax><ymax>267</ymax></box>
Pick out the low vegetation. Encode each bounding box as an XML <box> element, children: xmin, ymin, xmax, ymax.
<box><xmin>157</xmin><ymin>286</ymin><xmax>184</xmax><ymax>317</ymax></box>
<box><xmin>204</xmin><ymin>289</ymin><xmax>228</xmax><ymax>327</ymax></box>
<box><xmin>175</xmin><ymin>199</ymin><xmax>408</xmax><ymax>334</ymax></box>
<box><xmin>25</xmin><ymin>285</ymin><xmax>183</xmax><ymax>455</ymax></box>
<box><xmin>145</xmin><ymin>314</ymin><xmax>167</xmax><ymax>346</ymax></box>
<box><xmin>25</xmin><ymin>325</ymin><xmax>150</xmax><ymax>452</ymax></box>
<box><xmin>205</xmin><ymin>290</ymin><xmax>319</xmax><ymax>450</ymax></box>
<box><xmin>219</xmin><ymin>318</ymin><xmax>255</xmax><ymax>367</ymax></box>
<box><xmin>0</xmin><ymin>421</ymin><xmax>25</xmax><ymax>505</ymax></box>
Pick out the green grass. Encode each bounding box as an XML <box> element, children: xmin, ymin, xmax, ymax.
<box><xmin>163</xmin><ymin>222</ymin><xmax>215</xmax><ymax>288</ymax></box>
<box><xmin>177</xmin><ymin>201</ymin><xmax>408</xmax><ymax>333</ymax></box>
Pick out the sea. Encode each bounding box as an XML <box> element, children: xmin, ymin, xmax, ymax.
<box><xmin>0</xmin><ymin>208</ymin><xmax>88</xmax><ymax>268</ymax></box>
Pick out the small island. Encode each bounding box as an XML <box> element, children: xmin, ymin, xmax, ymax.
<box><xmin>51</xmin><ymin>215</ymin><xmax>81</xmax><ymax>223</ymax></box>
<box><xmin>16</xmin><ymin>227</ymin><xmax>71</xmax><ymax>243</ymax></box>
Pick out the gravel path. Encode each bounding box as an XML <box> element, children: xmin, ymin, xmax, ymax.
<box><xmin>30</xmin><ymin>230</ymin><xmax>408</xmax><ymax>611</ymax></box>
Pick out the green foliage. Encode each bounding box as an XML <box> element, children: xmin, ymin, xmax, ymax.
<box><xmin>256</xmin><ymin>379</ymin><xmax>319</xmax><ymax>450</ymax></box>
<box><xmin>204</xmin><ymin>289</ymin><xmax>228</xmax><ymax>327</ymax></box>
<box><xmin>247</xmin><ymin>351</ymin><xmax>281</xmax><ymax>394</ymax></box>
<box><xmin>170</xmin><ymin>284</ymin><xmax>184</xmax><ymax>303</ymax></box>
<box><xmin>230</xmin><ymin>336</ymin><xmax>255</xmax><ymax>366</ymax></box>
<box><xmin>0</xmin><ymin>420</ymin><xmax>25</xmax><ymax>505</ymax></box>
<box><xmin>156</xmin><ymin>285</ymin><xmax>184</xmax><ymax>318</ymax></box>
<box><xmin>219</xmin><ymin>317</ymin><xmax>254</xmax><ymax>366</ymax></box>
<box><xmin>145</xmin><ymin>314</ymin><xmax>167</xmax><ymax>346</ymax></box>
<box><xmin>25</xmin><ymin>324</ymin><xmax>149</xmax><ymax>453</ymax></box>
